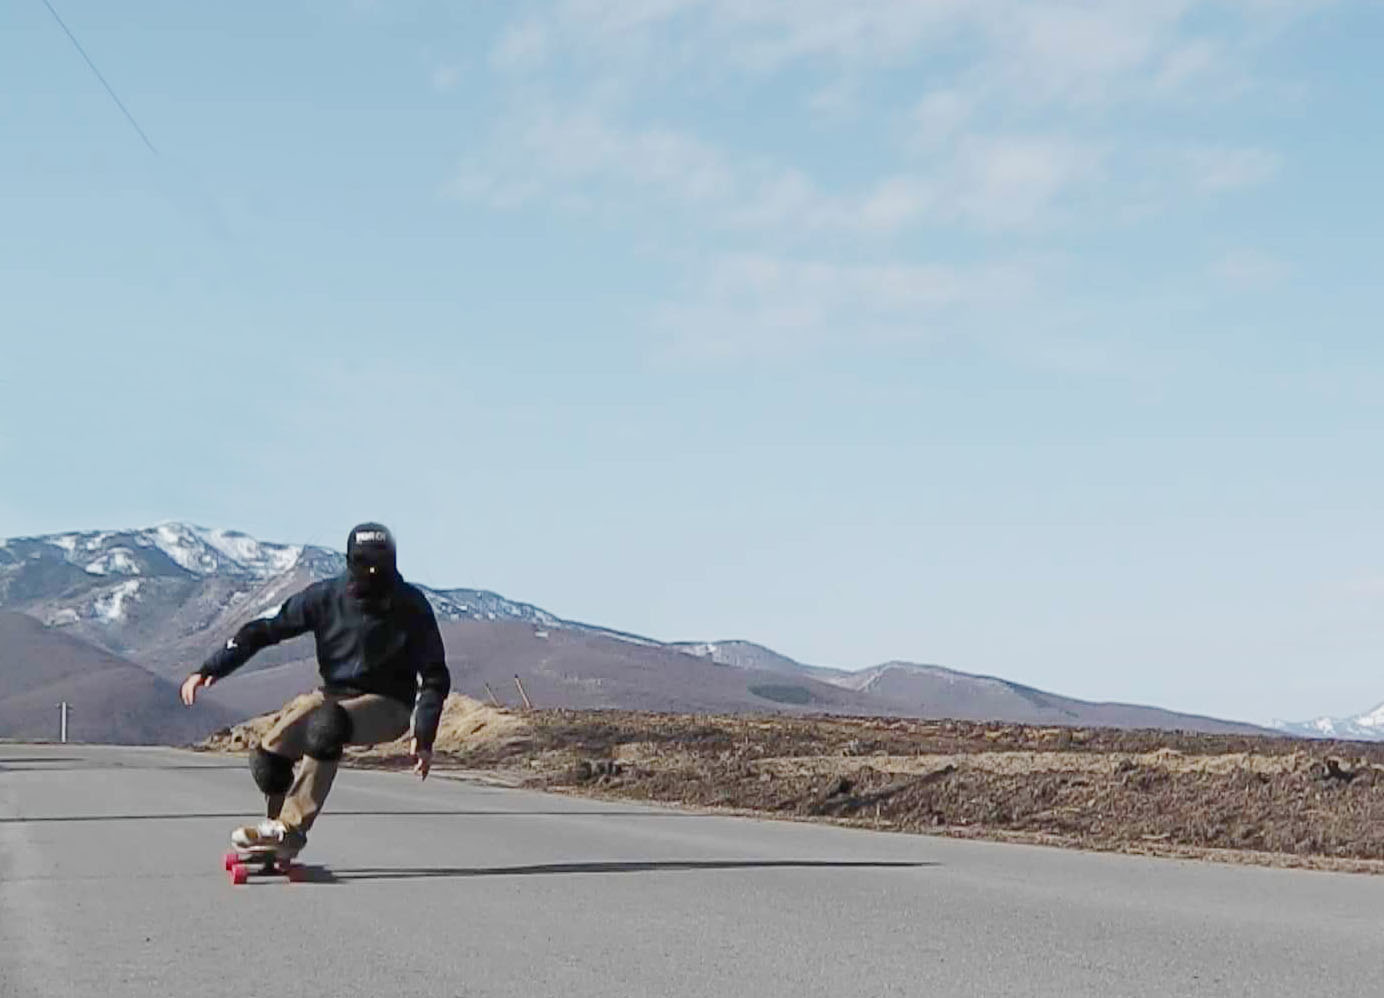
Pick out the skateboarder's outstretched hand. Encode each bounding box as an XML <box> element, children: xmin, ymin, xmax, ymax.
<box><xmin>410</xmin><ymin>738</ymin><xmax>432</xmax><ymax>781</ymax></box>
<box><xmin>180</xmin><ymin>672</ymin><xmax>215</xmax><ymax>706</ymax></box>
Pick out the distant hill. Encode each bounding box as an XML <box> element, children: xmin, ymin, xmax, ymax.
<box><xmin>669</xmin><ymin>645</ymin><xmax>1270</xmax><ymax>734</ymax></box>
<box><xmin>833</xmin><ymin>660</ymin><xmax>1255</xmax><ymax>731</ymax></box>
<box><xmin>436</xmin><ymin>620</ymin><xmax>898</xmax><ymax>716</ymax></box>
<box><xmin>671</xmin><ymin>640</ymin><xmax>848</xmax><ymax>684</ymax></box>
<box><xmin>0</xmin><ymin>612</ymin><xmax>238</xmax><ymax>744</ymax></box>
<box><xmin>0</xmin><ymin>523</ymin><xmax>1275</xmax><ymax>742</ymax></box>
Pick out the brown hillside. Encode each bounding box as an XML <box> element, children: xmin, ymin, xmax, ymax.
<box><xmin>0</xmin><ymin>612</ymin><xmax>238</xmax><ymax>744</ymax></box>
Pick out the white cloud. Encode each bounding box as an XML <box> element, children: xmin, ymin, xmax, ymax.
<box><xmin>442</xmin><ymin>0</ymin><xmax>1324</xmax><ymax>363</ymax></box>
<box><xmin>447</xmin><ymin>169</ymin><xmax>542</xmax><ymax>209</ymax></box>
<box><xmin>451</xmin><ymin>101</ymin><xmax>1107</xmax><ymax>235</ymax></box>
<box><xmin>656</xmin><ymin>253</ymin><xmax>1037</xmax><ymax>361</ymax></box>
<box><xmin>450</xmin><ymin>0</ymin><xmax>1315</xmax><ymax>234</ymax></box>
<box><xmin>1154</xmin><ymin>38</ymin><xmax>1221</xmax><ymax>93</ymax></box>
<box><xmin>526</xmin><ymin>108</ymin><xmax>736</xmax><ymax>203</ymax></box>
<box><xmin>1333</xmin><ymin>576</ymin><xmax>1384</xmax><ymax>600</ymax></box>
<box><xmin>448</xmin><ymin>106</ymin><xmax>736</xmax><ymax>212</ymax></box>
<box><xmin>806</xmin><ymin>78</ymin><xmax>859</xmax><ymax>118</ymax></box>
<box><xmin>913</xmin><ymin>90</ymin><xmax>974</xmax><ymax>143</ymax></box>
<box><xmin>948</xmin><ymin>135</ymin><xmax>1105</xmax><ymax>227</ymax></box>
<box><xmin>722</xmin><ymin>168</ymin><xmax>935</xmax><ymax>234</ymax></box>
<box><xmin>431</xmin><ymin>64</ymin><xmax>462</xmax><ymax>92</ymax></box>
<box><xmin>449</xmin><ymin>104</ymin><xmax>786</xmax><ymax>225</ymax></box>
<box><xmin>1212</xmin><ymin>249</ymin><xmax>1291</xmax><ymax>288</ymax></box>
<box><xmin>978</xmin><ymin>3</ymin><xmax>1188</xmax><ymax>106</ymax></box>
<box><xmin>491</xmin><ymin>17</ymin><xmax>550</xmax><ymax>73</ymax></box>
<box><xmin>1184</xmin><ymin>146</ymin><xmax>1281</xmax><ymax>192</ymax></box>
<box><xmin>561</xmin><ymin>0</ymin><xmax>973</xmax><ymax>70</ymax></box>
<box><xmin>854</xmin><ymin>176</ymin><xmax>936</xmax><ymax>232</ymax></box>
<box><xmin>529</xmin><ymin>0</ymin><xmax>1284</xmax><ymax>108</ymax></box>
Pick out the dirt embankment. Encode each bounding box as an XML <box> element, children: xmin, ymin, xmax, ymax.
<box><xmin>199</xmin><ymin>696</ymin><xmax>1384</xmax><ymax>872</ymax></box>
<box><xmin>200</xmin><ymin>692</ymin><xmax>530</xmax><ymax>758</ymax></box>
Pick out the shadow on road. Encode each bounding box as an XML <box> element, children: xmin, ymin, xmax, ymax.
<box><xmin>0</xmin><ymin>757</ymin><xmax>89</xmax><ymax>766</ymax></box>
<box><xmin>0</xmin><ymin>809</ymin><xmax>702</xmax><ymax>824</ymax></box>
<box><xmin>304</xmin><ymin>859</ymin><xmax>938</xmax><ymax>884</ymax></box>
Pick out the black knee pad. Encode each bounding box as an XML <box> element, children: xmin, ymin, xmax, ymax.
<box><xmin>250</xmin><ymin>747</ymin><xmax>294</xmax><ymax>795</ymax></box>
<box><xmin>303</xmin><ymin>703</ymin><xmax>353</xmax><ymax>761</ymax></box>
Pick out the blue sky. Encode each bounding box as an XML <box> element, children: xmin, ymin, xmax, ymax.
<box><xmin>3</xmin><ymin>0</ymin><xmax>1382</xmax><ymax>725</ymax></box>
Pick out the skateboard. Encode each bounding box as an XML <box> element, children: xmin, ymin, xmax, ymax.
<box><xmin>222</xmin><ymin>848</ymin><xmax>305</xmax><ymax>885</ymax></box>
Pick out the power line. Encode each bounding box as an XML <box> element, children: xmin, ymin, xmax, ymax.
<box><xmin>39</xmin><ymin>0</ymin><xmax>159</xmax><ymax>155</ymax></box>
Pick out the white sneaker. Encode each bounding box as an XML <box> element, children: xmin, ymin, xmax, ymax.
<box><xmin>230</xmin><ymin>819</ymin><xmax>287</xmax><ymax>851</ymax></box>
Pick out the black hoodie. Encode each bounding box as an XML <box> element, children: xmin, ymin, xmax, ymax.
<box><xmin>198</xmin><ymin>575</ymin><xmax>451</xmax><ymax>748</ymax></box>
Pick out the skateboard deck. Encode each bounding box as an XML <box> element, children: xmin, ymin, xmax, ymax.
<box><xmin>223</xmin><ymin>848</ymin><xmax>304</xmax><ymax>885</ymax></box>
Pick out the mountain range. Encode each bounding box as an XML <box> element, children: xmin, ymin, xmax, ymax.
<box><xmin>1271</xmin><ymin>705</ymin><xmax>1384</xmax><ymax>741</ymax></box>
<box><xmin>0</xmin><ymin>523</ymin><xmax>1285</xmax><ymax>744</ymax></box>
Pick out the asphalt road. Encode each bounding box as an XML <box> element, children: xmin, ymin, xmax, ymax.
<box><xmin>1</xmin><ymin>744</ymin><xmax>1381</xmax><ymax>997</ymax></box>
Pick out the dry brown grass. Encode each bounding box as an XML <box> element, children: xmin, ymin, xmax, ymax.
<box><xmin>198</xmin><ymin>693</ymin><xmax>532</xmax><ymax>760</ymax></box>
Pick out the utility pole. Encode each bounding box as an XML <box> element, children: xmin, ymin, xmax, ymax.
<box><xmin>513</xmin><ymin>675</ymin><xmax>533</xmax><ymax>711</ymax></box>
<box><xmin>57</xmin><ymin>701</ymin><xmax>71</xmax><ymax>744</ymax></box>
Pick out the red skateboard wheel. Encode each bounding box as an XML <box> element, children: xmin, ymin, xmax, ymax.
<box><xmin>285</xmin><ymin>864</ymin><xmax>305</xmax><ymax>883</ymax></box>
<box><xmin>223</xmin><ymin>852</ymin><xmax>239</xmax><ymax>872</ymax></box>
<box><xmin>230</xmin><ymin>863</ymin><xmax>248</xmax><ymax>885</ymax></box>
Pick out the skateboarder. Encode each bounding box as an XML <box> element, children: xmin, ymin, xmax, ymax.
<box><xmin>180</xmin><ymin>522</ymin><xmax>450</xmax><ymax>856</ymax></box>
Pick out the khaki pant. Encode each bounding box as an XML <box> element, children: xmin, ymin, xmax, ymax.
<box><xmin>260</xmin><ymin>689</ymin><xmax>412</xmax><ymax>842</ymax></box>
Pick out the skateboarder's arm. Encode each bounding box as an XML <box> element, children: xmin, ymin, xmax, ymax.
<box><xmin>408</xmin><ymin>603</ymin><xmax>451</xmax><ymax>750</ymax></box>
<box><xmin>197</xmin><ymin>584</ymin><xmax>320</xmax><ymax>681</ymax></box>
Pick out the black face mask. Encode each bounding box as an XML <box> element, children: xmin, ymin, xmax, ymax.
<box><xmin>345</xmin><ymin>522</ymin><xmax>398</xmax><ymax>610</ymax></box>
<box><xmin>346</xmin><ymin>552</ymin><xmax>397</xmax><ymax>609</ymax></box>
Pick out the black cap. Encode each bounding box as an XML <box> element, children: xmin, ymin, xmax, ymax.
<box><xmin>346</xmin><ymin>523</ymin><xmax>398</xmax><ymax>608</ymax></box>
<box><xmin>346</xmin><ymin>522</ymin><xmax>397</xmax><ymax>576</ymax></box>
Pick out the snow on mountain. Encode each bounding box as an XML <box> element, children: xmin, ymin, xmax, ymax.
<box><xmin>424</xmin><ymin>587</ymin><xmax>564</xmax><ymax>626</ymax></box>
<box><xmin>145</xmin><ymin>523</ymin><xmax>305</xmax><ymax>578</ymax></box>
<box><xmin>93</xmin><ymin>580</ymin><xmax>141</xmax><ymax>623</ymax></box>
<box><xmin>0</xmin><ymin>523</ymin><xmax>598</xmax><ymax>636</ymax></box>
<box><xmin>674</xmin><ymin>641</ymin><xmax>796</xmax><ymax>671</ymax></box>
<box><xmin>421</xmin><ymin>587</ymin><xmax>667</xmax><ymax>647</ymax></box>
<box><xmin>84</xmin><ymin>548</ymin><xmax>141</xmax><ymax>576</ymax></box>
<box><xmin>1356</xmin><ymin>704</ymin><xmax>1384</xmax><ymax>730</ymax></box>
<box><xmin>671</xmin><ymin>640</ymin><xmax>844</xmax><ymax>680</ymax></box>
<box><xmin>837</xmin><ymin>660</ymin><xmax>970</xmax><ymax>693</ymax></box>
<box><xmin>22</xmin><ymin>524</ymin><xmax>567</xmax><ymax>626</ymax></box>
<box><xmin>10</xmin><ymin>523</ymin><xmax>314</xmax><ymax>581</ymax></box>
<box><xmin>1273</xmin><ymin>702</ymin><xmax>1384</xmax><ymax>741</ymax></box>
<box><xmin>48</xmin><ymin>534</ymin><xmax>81</xmax><ymax>554</ymax></box>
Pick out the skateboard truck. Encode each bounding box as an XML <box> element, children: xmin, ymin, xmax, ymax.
<box><xmin>223</xmin><ymin>849</ymin><xmax>305</xmax><ymax>885</ymax></box>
